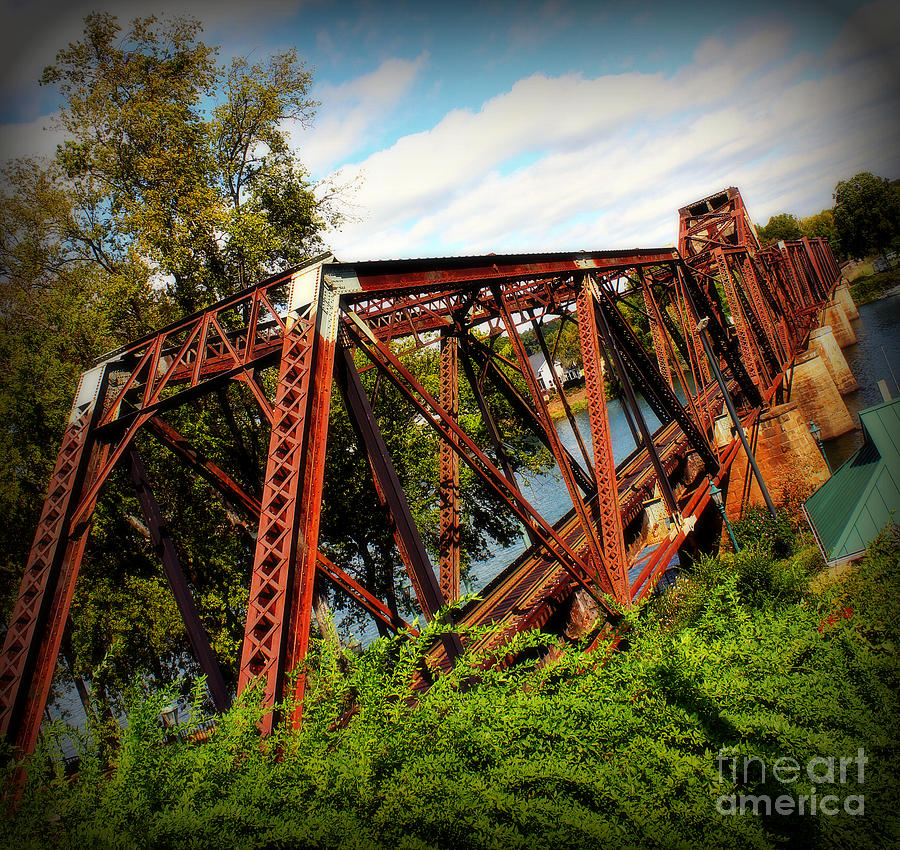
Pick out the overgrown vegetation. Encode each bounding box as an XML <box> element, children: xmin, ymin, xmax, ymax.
<box><xmin>849</xmin><ymin>265</ymin><xmax>900</xmax><ymax>306</ymax></box>
<box><xmin>5</xmin><ymin>529</ymin><xmax>898</xmax><ymax>849</ymax></box>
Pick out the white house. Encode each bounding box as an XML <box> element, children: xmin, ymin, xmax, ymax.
<box><xmin>527</xmin><ymin>352</ymin><xmax>582</xmax><ymax>393</ymax></box>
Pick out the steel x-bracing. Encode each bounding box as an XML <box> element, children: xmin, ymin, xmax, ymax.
<box><xmin>1</xmin><ymin>187</ymin><xmax>840</xmax><ymax>763</ymax></box>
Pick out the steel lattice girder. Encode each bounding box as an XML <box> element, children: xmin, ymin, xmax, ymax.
<box><xmin>1</xmin><ymin>194</ymin><xmax>842</xmax><ymax>757</ymax></box>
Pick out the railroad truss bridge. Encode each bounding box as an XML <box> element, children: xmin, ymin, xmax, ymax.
<box><xmin>0</xmin><ymin>187</ymin><xmax>840</xmax><ymax>754</ymax></box>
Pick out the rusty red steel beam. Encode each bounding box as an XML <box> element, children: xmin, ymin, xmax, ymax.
<box><xmin>577</xmin><ymin>279</ymin><xmax>629</xmax><ymax>603</ymax></box>
<box><xmin>237</xmin><ymin>264</ymin><xmax>341</xmax><ymax>734</ymax></box>
<box><xmin>438</xmin><ymin>332</ymin><xmax>461</xmax><ymax>603</ymax></box>
<box><xmin>0</xmin><ymin>410</ymin><xmax>105</xmax><ymax>755</ymax></box>
<box><xmin>316</xmin><ymin>551</ymin><xmax>416</xmax><ymax>636</ymax></box>
<box><xmin>339</xmin><ymin>248</ymin><xmax>681</xmax><ymax>295</ymax></box>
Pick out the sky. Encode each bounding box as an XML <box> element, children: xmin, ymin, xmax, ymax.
<box><xmin>0</xmin><ymin>0</ymin><xmax>898</xmax><ymax>261</ymax></box>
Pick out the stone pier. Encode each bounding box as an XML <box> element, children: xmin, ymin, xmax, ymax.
<box><xmin>713</xmin><ymin>412</ymin><xmax>734</xmax><ymax>450</ymax></box>
<box><xmin>724</xmin><ymin>402</ymin><xmax>830</xmax><ymax>519</ymax></box>
<box><xmin>808</xmin><ymin>326</ymin><xmax>859</xmax><ymax>394</ymax></box>
<box><xmin>834</xmin><ymin>281</ymin><xmax>859</xmax><ymax>320</ymax></box>
<box><xmin>822</xmin><ymin>300</ymin><xmax>856</xmax><ymax>347</ymax></box>
<box><xmin>788</xmin><ymin>351</ymin><xmax>855</xmax><ymax>440</ymax></box>
<box><xmin>642</xmin><ymin>495</ymin><xmax>668</xmax><ymax>545</ymax></box>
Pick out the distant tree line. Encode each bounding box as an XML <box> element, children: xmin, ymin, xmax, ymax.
<box><xmin>756</xmin><ymin>172</ymin><xmax>900</xmax><ymax>259</ymax></box>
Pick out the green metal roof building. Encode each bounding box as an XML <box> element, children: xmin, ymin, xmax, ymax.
<box><xmin>804</xmin><ymin>398</ymin><xmax>900</xmax><ymax>566</ymax></box>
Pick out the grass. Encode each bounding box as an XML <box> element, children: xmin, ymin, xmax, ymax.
<box><xmin>848</xmin><ymin>264</ymin><xmax>900</xmax><ymax>306</ymax></box>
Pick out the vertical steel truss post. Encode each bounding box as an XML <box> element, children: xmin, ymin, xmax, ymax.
<box><xmin>640</xmin><ymin>276</ymin><xmax>674</xmax><ymax>391</ymax></box>
<box><xmin>801</xmin><ymin>237</ymin><xmax>828</xmax><ymax>296</ymax></box>
<box><xmin>0</xmin><ymin>368</ymin><xmax>109</xmax><ymax>756</ymax></box>
<box><xmin>732</xmin><ymin>264</ymin><xmax>780</xmax><ymax>381</ymax></box>
<box><xmin>741</xmin><ymin>256</ymin><xmax>785</xmax><ymax>367</ymax></box>
<box><xmin>127</xmin><ymin>448</ymin><xmax>232</xmax><ymax>712</ymax></box>
<box><xmin>575</xmin><ymin>280</ymin><xmax>629</xmax><ymax>603</ymax></box>
<box><xmin>713</xmin><ymin>249</ymin><xmax>761</xmax><ymax>387</ymax></box>
<box><xmin>588</xmin><ymin>277</ymin><xmax>682</xmax><ymax>519</ymax></box>
<box><xmin>438</xmin><ymin>332</ymin><xmax>461</xmax><ymax>603</ymax></box>
<box><xmin>238</xmin><ymin>265</ymin><xmax>340</xmax><ymax>733</ymax></box>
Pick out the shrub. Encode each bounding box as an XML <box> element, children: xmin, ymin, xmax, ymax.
<box><xmin>732</xmin><ymin>506</ymin><xmax>796</xmax><ymax>557</ymax></box>
<box><xmin>4</xmin><ymin>537</ymin><xmax>899</xmax><ymax>849</ymax></box>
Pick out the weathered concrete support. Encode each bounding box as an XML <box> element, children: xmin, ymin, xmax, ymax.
<box><xmin>834</xmin><ymin>282</ymin><xmax>859</xmax><ymax>320</ymax></box>
<box><xmin>725</xmin><ymin>402</ymin><xmax>830</xmax><ymax>519</ymax></box>
<box><xmin>808</xmin><ymin>326</ymin><xmax>858</xmax><ymax>394</ymax></box>
<box><xmin>642</xmin><ymin>494</ymin><xmax>669</xmax><ymax>545</ymax></box>
<box><xmin>713</xmin><ymin>412</ymin><xmax>734</xmax><ymax>450</ymax></box>
<box><xmin>822</xmin><ymin>301</ymin><xmax>856</xmax><ymax>347</ymax></box>
<box><xmin>788</xmin><ymin>351</ymin><xmax>855</xmax><ymax>440</ymax></box>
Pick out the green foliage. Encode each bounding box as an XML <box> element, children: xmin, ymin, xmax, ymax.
<box><xmin>731</xmin><ymin>506</ymin><xmax>796</xmax><ymax>558</ymax></box>
<box><xmin>800</xmin><ymin>209</ymin><xmax>840</xmax><ymax>254</ymax></box>
<box><xmin>849</xmin><ymin>265</ymin><xmax>900</xmax><ymax>306</ymax></box>
<box><xmin>833</xmin><ymin>172</ymin><xmax>900</xmax><ymax>259</ymax></box>
<box><xmin>757</xmin><ymin>213</ymin><xmax>802</xmax><ymax>247</ymax></box>
<box><xmin>6</xmin><ymin>535</ymin><xmax>899</xmax><ymax>849</ymax></box>
<box><xmin>39</xmin><ymin>12</ymin><xmax>334</xmax><ymax>313</ymax></box>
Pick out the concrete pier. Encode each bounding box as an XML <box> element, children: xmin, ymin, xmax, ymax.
<box><xmin>809</xmin><ymin>326</ymin><xmax>858</xmax><ymax>394</ymax></box>
<box><xmin>834</xmin><ymin>282</ymin><xmax>859</xmax><ymax>320</ymax></box>
<box><xmin>713</xmin><ymin>412</ymin><xmax>734</xmax><ymax>450</ymax></box>
<box><xmin>724</xmin><ymin>402</ymin><xmax>830</xmax><ymax>519</ymax></box>
<box><xmin>822</xmin><ymin>301</ymin><xmax>856</xmax><ymax>347</ymax></box>
<box><xmin>788</xmin><ymin>351</ymin><xmax>855</xmax><ymax>440</ymax></box>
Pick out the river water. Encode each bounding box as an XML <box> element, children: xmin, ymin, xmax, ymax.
<box><xmin>822</xmin><ymin>290</ymin><xmax>900</xmax><ymax>470</ymax></box>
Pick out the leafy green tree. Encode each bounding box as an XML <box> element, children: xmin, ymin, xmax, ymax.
<box><xmin>800</xmin><ymin>209</ymin><xmax>840</xmax><ymax>254</ymax></box>
<box><xmin>756</xmin><ymin>213</ymin><xmax>802</xmax><ymax>246</ymax></box>
<box><xmin>0</xmin><ymin>13</ymin><xmax>340</xmax><ymax>717</ymax></box>
<box><xmin>41</xmin><ymin>12</ymin><xmax>336</xmax><ymax>315</ymax></box>
<box><xmin>833</xmin><ymin>171</ymin><xmax>900</xmax><ymax>258</ymax></box>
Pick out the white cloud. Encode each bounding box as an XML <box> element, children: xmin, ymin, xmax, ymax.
<box><xmin>319</xmin><ymin>10</ymin><xmax>900</xmax><ymax>261</ymax></box>
<box><xmin>292</xmin><ymin>53</ymin><xmax>427</xmax><ymax>176</ymax></box>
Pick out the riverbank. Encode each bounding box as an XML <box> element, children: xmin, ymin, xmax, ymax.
<box><xmin>849</xmin><ymin>264</ymin><xmax>900</xmax><ymax>306</ymax></box>
<box><xmin>546</xmin><ymin>383</ymin><xmax>588</xmax><ymax>419</ymax></box>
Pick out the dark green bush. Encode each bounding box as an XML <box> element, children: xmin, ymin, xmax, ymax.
<box><xmin>732</xmin><ymin>506</ymin><xmax>796</xmax><ymax>557</ymax></box>
<box><xmin>4</xmin><ymin>536</ymin><xmax>899</xmax><ymax>850</ymax></box>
